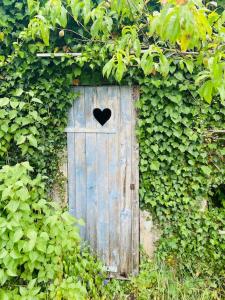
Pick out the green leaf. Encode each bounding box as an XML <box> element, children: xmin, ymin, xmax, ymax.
<box><xmin>27</xmin><ymin>135</ymin><xmax>38</xmax><ymax>148</ymax></box>
<box><xmin>16</xmin><ymin>135</ymin><xmax>26</xmax><ymax>145</ymax></box>
<box><xmin>199</xmin><ymin>80</ymin><xmax>213</xmax><ymax>103</ymax></box>
<box><xmin>2</xmin><ymin>187</ymin><xmax>11</xmax><ymax>200</ymax></box>
<box><xmin>0</xmin><ymin>98</ymin><xmax>9</xmax><ymax>107</ymax></box>
<box><xmin>13</xmin><ymin>88</ymin><xmax>23</xmax><ymax>96</ymax></box>
<box><xmin>31</xmin><ymin>97</ymin><xmax>42</xmax><ymax>104</ymax></box>
<box><xmin>160</xmin><ymin>54</ymin><xmax>169</xmax><ymax>77</ymax></box>
<box><xmin>59</xmin><ymin>6</ymin><xmax>67</xmax><ymax>27</ymax></box>
<box><xmin>6</xmin><ymin>200</ymin><xmax>20</xmax><ymax>213</ymax></box>
<box><xmin>150</xmin><ymin>161</ymin><xmax>160</xmax><ymax>171</ymax></box>
<box><xmin>13</xmin><ymin>229</ymin><xmax>23</xmax><ymax>243</ymax></box>
<box><xmin>140</xmin><ymin>52</ymin><xmax>154</xmax><ymax>75</ymax></box>
<box><xmin>0</xmin><ymin>249</ymin><xmax>7</xmax><ymax>259</ymax></box>
<box><xmin>201</xmin><ymin>166</ymin><xmax>212</xmax><ymax>176</ymax></box>
<box><xmin>103</xmin><ymin>58</ymin><xmax>114</xmax><ymax>78</ymax></box>
<box><xmin>40</xmin><ymin>20</ymin><xmax>49</xmax><ymax>46</ymax></box>
<box><xmin>71</xmin><ymin>0</ymin><xmax>81</xmax><ymax>21</ymax></box>
<box><xmin>115</xmin><ymin>53</ymin><xmax>126</xmax><ymax>82</ymax></box>
<box><xmin>25</xmin><ymin>229</ymin><xmax>37</xmax><ymax>252</ymax></box>
<box><xmin>17</xmin><ymin>187</ymin><xmax>30</xmax><ymax>201</ymax></box>
<box><xmin>184</xmin><ymin>59</ymin><xmax>194</xmax><ymax>74</ymax></box>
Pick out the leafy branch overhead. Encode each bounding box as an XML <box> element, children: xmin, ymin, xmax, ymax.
<box><xmin>25</xmin><ymin>0</ymin><xmax>225</xmax><ymax>103</ymax></box>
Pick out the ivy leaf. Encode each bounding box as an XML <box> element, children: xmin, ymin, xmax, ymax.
<box><xmin>13</xmin><ymin>88</ymin><xmax>23</xmax><ymax>97</ymax></box>
<box><xmin>201</xmin><ymin>166</ymin><xmax>212</xmax><ymax>176</ymax></box>
<box><xmin>16</xmin><ymin>135</ymin><xmax>26</xmax><ymax>145</ymax></box>
<box><xmin>27</xmin><ymin>135</ymin><xmax>38</xmax><ymax>148</ymax></box>
<box><xmin>150</xmin><ymin>161</ymin><xmax>160</xmax><ymax>171</ymax></box>
<box><xmin>31</xmin><ymin>97</ymin><xmax>42</xmax><ymax>104</ymax></box>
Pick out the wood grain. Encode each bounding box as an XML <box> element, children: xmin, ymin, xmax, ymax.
<box><xmin>66</xmin><ymin>86</ymin><xmax>139</xmax><ymax>276</ymax></box>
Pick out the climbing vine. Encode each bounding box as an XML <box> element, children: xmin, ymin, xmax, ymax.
<box><xmin>138</xmin><ymin>67</ymin><xmax>225</xmax><ymax>279</ymax></box>
<box><xmin>1</xmin><ymin>0</ymin><xmax>225</xmax><ymax>296</ymax></box>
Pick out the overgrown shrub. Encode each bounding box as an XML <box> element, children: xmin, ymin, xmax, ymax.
<box><xmin>0</xmin><ymin>162</ymin><xmax>106</xmax><ymax>299</ymax></box>
<box><xmin>107</xmin><ymin>255</ymin><xmax>224</xmax><ymax>300</ymax></box>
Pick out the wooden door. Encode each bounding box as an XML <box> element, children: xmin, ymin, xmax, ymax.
<box><xmin>66</xmin><ymin>86</ymin><xmax>139</xmax><ymax>277</ymax></box>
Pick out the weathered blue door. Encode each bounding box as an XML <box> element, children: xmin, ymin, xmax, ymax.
<box><xmin>66</xmin><ymin>86</ymin><xmax>139</xmax><ymax>276</ymax></box>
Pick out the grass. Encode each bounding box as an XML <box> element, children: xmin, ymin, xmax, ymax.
<box><xmin>105</xmin><ymin>254</ymin><xmax>224</xmax><ymax>300</ymax></box>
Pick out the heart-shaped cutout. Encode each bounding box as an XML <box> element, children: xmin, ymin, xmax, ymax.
<box><xmin>93</xmin><ymin>108</ymin><xmax>111</xmax><ymax>126</ymax></box>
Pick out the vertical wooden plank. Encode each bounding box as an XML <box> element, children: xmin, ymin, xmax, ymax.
<box><xmin>96</xmin><ymin>86</ymin><xmax>110</xmax><ymax>266</ymax></box>
<box><xmin>108</xmin><ymin>86</ymin><xmax>120</xmax><ymax>272</ymax></box>
<box><xmin>67</xmin><ymin>90</ymin><xmax>76</xmax><ymax>217</ymax></box>
<box><xmin>131</xmin><ymin>87</ymin><xmax>140</xmax><ymax>275</ymax></box>
<box><xmin>74</xmin><ymin>87</ymin><xmax>86</xmax><ymax>239</ymax></box>
<box><xmin>85</xmin><ymin>87</ymin><xmax>98</xmax><ymax>250</ymax></box>
<box><xmin>119</xmin><ymin>86</ymin><xmax>133</xmax><ymax>275</ymax></box>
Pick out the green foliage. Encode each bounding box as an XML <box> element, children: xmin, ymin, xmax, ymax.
<box><xmin>0</xmin><ymin>0</ymin><xmax>78</xmax><ymax>181</ymax></box>
<box><xmin>137</xmin><ymin>64</ymin><xmax>225</xmax><ymax>279</ymax></box>
<box><xmin>107</xmin><ymin>255</ymin><xmax>224</xmax><ymax>299</ymax></box>
<box><xmin>26</xmin><ymin>0</ymin><xmax>225</xmax><ymax>103</ymax></box>
<box><xmin>1</xmin><ymin>0</ymin><xmax>225</xmax><ymax>296</ymax></box>
<box><xmin>0</xmin><ymin>162</ymin><xmax>106</xmax><ymax>299</ymax></box>
<box><xmin>0</xmin><ymin>58</ymin><xmax>75</xmax><ymax>178</ymax></box>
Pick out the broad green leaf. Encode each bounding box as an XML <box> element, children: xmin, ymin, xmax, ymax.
<box><xmin>2</xmin><ymin>187</ymin><xmax>11</xmax><ymax>200</ymax></box>
<box><xmin>27</xmin><ymin>135</ymin><xmax>38</xmax><ymax>148</ymax></box>
<box><xmin>59</xmin><ymin>6</ymin><xmax>67</xmax><ymax>27</ymax></box>
<box><xmin>160</xmin><ymin>54</ymin><xmax>169</xmax><ymax>77</ymax></box>
<box><xmin>16</xmin><ymin>187</ymin><xmax>30</xmax><ymax>201</ymax></box>
<box><xmin>199</xmin><ymin>80</ymin><xmax>213</xmax><ymax>103</ymax></box>
<box><xmin>31</xmin><ymin>97</ymin><xmax>42</xmax><ymax>104</ymax></box>
<box><xmin>13</xmin><ymin>88</ymin><xmax>23</xmax><ymax>97</ymax></box>
<box><xmin>150</xmin><ymin>161</ymin><xmax>160</xmax><ymax>171</ymax></box>
<box><xmin>16</xmin><ymin>135</ymin><xmax>26</xmax><ymax>145</ymax></box>
<box><xmin>140</xmin><ymin>52</ymin><xmax>154</xmax><ymax>75</ymax></box>
<box><xmin>0</xmin><ymin>249</ymin><xmax>7</xmax><ymax>259</ymax></box>
<box><xmin>103</xmin><ymin>58</ymin><xmax>114</xmax><ymax>78</ymax></box>
<box><xmin>71</xmin><ymin>0</ymin><xmax>81</xmax><ymax>20</ymax></box>
<box><xmin>40</xmin><ymin>20</ymin><xmax>49</xmax><ymax>46</ymax></box>
<box><xmin>6</xmin><ymin>200</ymin><xmax>20</xmax><ymax>213</ymax></box>
<box><xmin>201</xmin><ymin>165</ymin><xmax>212</xmax><ymax>176</ymax></box>
<box><xmin>0</xmin><ymin>98</ymin><xmax>9</xmax><ymax>107</ymax></box>
<box><xmin>184</xmin><ymin>59</ymin><xmax>194</xmax><ymax>74</ymax></box>
<box><xmin>13</xmin><ymin>229</ymin><xmax>23</xmax><ymax>243</ymax></box>
<box><xmin>0</xmin><ymin>289</ymin><xmax>9</xmax><ymax>300</ymax></box>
